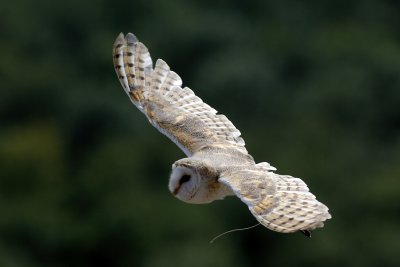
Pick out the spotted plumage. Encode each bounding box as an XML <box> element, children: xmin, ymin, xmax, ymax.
<box><xmin>113</xmin><ymin>33</ymin><xmax>331</xmax><ymax>235</ymax></box>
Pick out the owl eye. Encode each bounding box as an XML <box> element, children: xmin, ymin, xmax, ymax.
<box><xmin>179</xmin><ymin>174</ymin><xmax>191</xmax><ymax>185</ymax></box>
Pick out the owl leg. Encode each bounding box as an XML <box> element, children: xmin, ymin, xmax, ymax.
<box><xmin>300</xmin><ymin>230</ymin><xmax>311</xmax><ymax>238</ymax></box>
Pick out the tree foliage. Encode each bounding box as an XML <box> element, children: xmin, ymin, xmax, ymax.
<box><xmin>1</xmin><ymin>0</ymin><xmax>400</xmax><ymax>266</ymax></box>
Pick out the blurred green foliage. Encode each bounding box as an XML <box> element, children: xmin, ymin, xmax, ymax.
<box><xmin>1</xmin><ymin>0</ymin><xmax>400</xmax><ymax>266</ymax></box>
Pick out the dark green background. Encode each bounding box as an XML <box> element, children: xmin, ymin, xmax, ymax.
<box><xmin>1</xmin><ymin>0</ymin><xmax>399</xmax><ymax>266</ymax></box>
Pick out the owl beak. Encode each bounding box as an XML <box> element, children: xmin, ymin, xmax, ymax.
<box><xmin>172</xmin><ymin>185</ymin><xmax>180</xmax><ymax>196</ymax></box>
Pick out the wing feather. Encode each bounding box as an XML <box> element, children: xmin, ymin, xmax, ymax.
<box><xmin>113</xmin><ymin>33</ymin><xmax>247</xmax><ymax>156</ymax></box>
<box><xmin>219</xmin><ymin>164</ymin><xmax>331</xmax><ymax>233</ymax></box>
<box><xmin>113</xmin><ymin>34</ymin><xmax>130</xmax><ymax>94</ymax></box>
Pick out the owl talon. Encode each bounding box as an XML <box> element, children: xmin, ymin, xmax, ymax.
<box><xmin>300</xmin><ymin>230</ymin><xmax>311</xmax><ymax>238</ymax></box>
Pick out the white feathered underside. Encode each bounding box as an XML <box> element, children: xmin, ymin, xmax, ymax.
<box><xmin>113</xmin><ymin>33</ymin><xmax>246</xmax><ymax>152</ymax></box>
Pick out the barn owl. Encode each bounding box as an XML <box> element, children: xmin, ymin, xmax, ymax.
<box><xmin>113</xmin><ymin>33</ymin><xmax>331</xmax><ymax>236</ymax></box>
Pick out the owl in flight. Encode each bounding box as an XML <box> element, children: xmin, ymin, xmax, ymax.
<box><xmin>113</xmin><ymin>33</ymin><xmax>331</xmax><ymax>236</ymax></box>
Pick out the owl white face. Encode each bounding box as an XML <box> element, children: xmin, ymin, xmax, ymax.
<box><xmin>169</xmin><ymin>165</ymin><xmax>201</xmax><ymax>204</ymax></box>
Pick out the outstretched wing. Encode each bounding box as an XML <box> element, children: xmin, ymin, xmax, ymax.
<box><xmin>219</xmin><ymin>163</ymin><xmax>331</xmax><ymax>233</ymax></box>
<box><xmin>113</xmin><ymin>33</ymin><xmax>246</xmax><ymax>156</ymax></box>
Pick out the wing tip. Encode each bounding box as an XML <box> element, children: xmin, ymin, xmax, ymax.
<box><xmin>114</xmin><ymin>32</ymin><xmax>139</xmax><ymax>48</ymax></box>
<box><xmin>155</xmin><ymin>58</ymin><xmax>168</xmax><ymax>68</ymax></box>
<box><xmin>126</xmin><ymin>32</ymin><xmax>138</xmax><ymax>45</ymax></box>
<box><xmin>114</xmin><ymin>32</ymin><xmax>126</xmax><ymax>47</ymax></box>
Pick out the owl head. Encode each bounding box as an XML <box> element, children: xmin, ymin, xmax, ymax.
<box><xmin>169</xmin><ymin>158</ymin><xmax>221</xmax><ymax>204</ymax></box>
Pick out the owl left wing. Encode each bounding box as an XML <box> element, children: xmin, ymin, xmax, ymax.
<box><xmin>113</xmin><ymin>33</ymin><xmax>247</xmax><ymax>156</ymax></box>
<box><xmin>219</xmin><ymin>164</ymin><xmax>331</xmax><ymax>234</ymax></box>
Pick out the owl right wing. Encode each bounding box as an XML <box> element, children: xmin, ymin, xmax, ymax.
<box><xmin>219</xmin><ymin>164</ymin><xmax>331</xmax><ymax>234</ymax></box>
<box><xmin>113</xmin><ymin>33</ymin><xmax>247</xmax><ymax>156</ymax></box>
